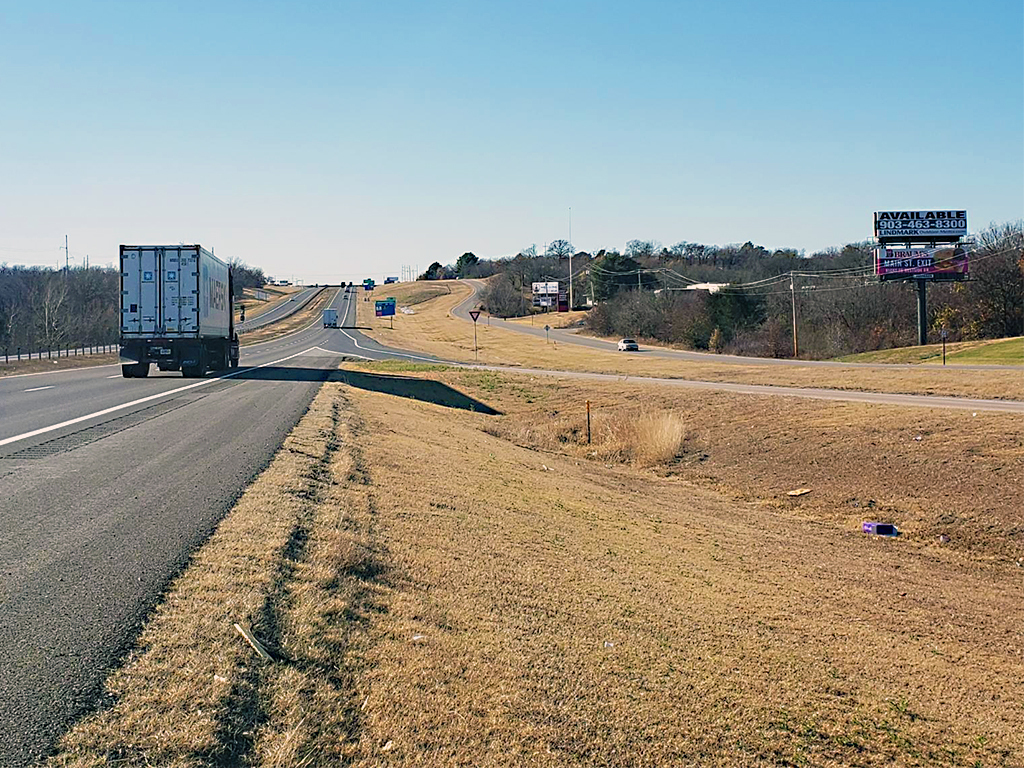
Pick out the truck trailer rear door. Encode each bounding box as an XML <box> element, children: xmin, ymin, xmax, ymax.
<box><xmin>121</xmin><ymin>247</ymin><xmax>160</xmax><ymax>336</ymax></box>
<box><xmin>161</xmin><ymin>247</ymin><xmax>199</xmax><ymax>335</ymax></box>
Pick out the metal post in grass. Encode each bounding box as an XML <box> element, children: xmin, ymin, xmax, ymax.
<box><xmin>586</xmin><ymin>400</ymin><xmax>591</xmax><ymax>444</ymax></box>
<box><xmin>469</xmin><ymin>309</ymin><xmax>481</xmax><ymax>361</ymax></box>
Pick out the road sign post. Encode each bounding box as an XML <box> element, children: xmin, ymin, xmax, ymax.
<box><xmin>469</xmin><ymin>309</ymin><xmax>481</xmax><ymax>361</ymax></box>
<box><xmin>375</xmin><ymin>298</ymin><xmax>396</xmax><ymax>328</ymax></box>
<box><xmin>545</xmin><ymin>324</ymin><xmax>550</xmax><ymax>343</ymax></box>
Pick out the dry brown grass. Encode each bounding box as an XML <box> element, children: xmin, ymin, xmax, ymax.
<box><xmin>48</xmin><ymin>364</ymin><xmax>1024</xmax><ymax>767</ymax></box>
<box><xmin>358</xmin><ymin>281</ymin><xmax>1024</xmax><ymax>401</ymax></box>
<box><xmin>599</xmin><ymin>408</ymin><xmax>688</xmax><ymax>466</ymax></box>
<box><xmin>488</xmin><ymin>402</ymin><xmax>688</xmax><ymax>467</ymax></box>
<box><xmin>335</xmin><ymin>370</ymin><xmax>1023</xmax><ymax>766</ymax></box>
<box><xmin>432</xmin><ymin>366</ymin><xmax>1024</xmax><ymax>562</ymax></box>
<box><xmin>0</xmin><ymin>352</ymin><xmax>117</xmax><ymax>377</ymax></box>
<box><xmin>507</xmin><ymin>308</ymin><xmax>590</xmax><ymax>329</ymax></box>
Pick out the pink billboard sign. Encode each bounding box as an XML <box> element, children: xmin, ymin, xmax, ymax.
<box><xmin>875</xmin><ymin>245</ymin><xmax>969</xmax><ymax>279</ymax></box>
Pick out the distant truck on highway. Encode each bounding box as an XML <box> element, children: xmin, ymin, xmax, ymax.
<box><xmin>323</xmin><ymin>308</ymin><xmax>338</xmax><ymax>328</ymax></box>
<box><xmin>119</xmin><ymin>245</ymin><xmax>239</xmax><ymax>378</ymax></box>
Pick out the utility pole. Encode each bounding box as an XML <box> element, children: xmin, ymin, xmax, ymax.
<box><xmin>568</xmin><ymin>207</ymin><xmax>573</xmax><ymax>310</ymax></box>
<box><xmin>790</xmin><ymin>273</ymin><xmax>799</xmax><ymax>357</ymax></box>
<box><xmin>64</xmin><ymin>235</ymin><xmax>69</xmax><ymax>272</ymax></box>
<box><xmin>521</xmin><ymin>264</ymin><xmax>527</xmax><ymax>315</ymax></box>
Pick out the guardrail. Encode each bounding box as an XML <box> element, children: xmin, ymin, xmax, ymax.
<box><xmin>3</xmin><ymin>343</ymin><xmax>119</xmax><ymax>364</ymax></box>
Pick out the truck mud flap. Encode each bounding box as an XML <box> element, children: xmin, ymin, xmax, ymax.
<box><xmin>119</xmin><ymin>346</ymin><xmax>142</xmax><ymax>364</ymax></box>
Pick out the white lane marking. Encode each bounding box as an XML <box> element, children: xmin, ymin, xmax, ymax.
<box><xmin>0</xmin><ymin>347</ymin><xmax>319</xmax><ymax>449</ymax></box>
<box><xmin>311</xmin><ymin>345</ymin><xmax>372</xmax><ymax>360</ymax></box>
<box><xmin>107</xmin><ymin>374</ymin><xmax>122</xmax><ymax>379</ymax></box>
<box><xmin>23</xmin><ymin>385</ymin><xmax>55</xmax><ymax>392</ymax></box>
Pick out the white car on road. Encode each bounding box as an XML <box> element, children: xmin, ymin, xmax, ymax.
<box><xmin>617</xmin><ymin>338</ymin><xmax>639</xmax><ymax>351</ymax></box>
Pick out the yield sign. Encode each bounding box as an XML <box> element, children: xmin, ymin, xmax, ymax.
<box><xmin>469</xmin><ymin>310</ymin><xmax>481</xmax><ymax>322</ymax></box>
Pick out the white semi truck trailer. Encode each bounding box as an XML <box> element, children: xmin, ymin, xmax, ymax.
<box><xmin>119</xmin><ymin>245</ymin><xmax>239</xmax><ymax>378</ymax></box>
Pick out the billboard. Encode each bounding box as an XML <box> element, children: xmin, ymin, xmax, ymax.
<box><xmin>532</xmin><ymin>281</ymin><xmax>560</xmax><ymax>295</ymax></box>
<box><xmin>875</xmin><ymin>245</ymin><xmax>969</xmax><ymax>280</ymax></box>
<box><xmin>874</xmin><ymin>210</ymin><xmax>967</xmax><ymax>242</ymax></box>
<box><xmin>375</xmin><ymin>299</ymin><xmax>396</xmax><ymax>317</ymax></box>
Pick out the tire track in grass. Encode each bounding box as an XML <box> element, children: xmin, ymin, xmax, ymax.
<box><xmin>250</xmin><ymin>395</ymin><xmax>391</xmax><ymax>766</ymax></box>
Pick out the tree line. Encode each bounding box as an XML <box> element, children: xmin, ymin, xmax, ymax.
<box><xmin>0</xmin><ymin>257</ymin><xmax>268</xmax><ymax>354</ymax></box>
<box><xmin>458</xmin><ymin>221</ymin><xmax>1022</xmax><ymax>358</ymax></box>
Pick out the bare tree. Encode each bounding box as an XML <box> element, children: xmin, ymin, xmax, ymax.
<box><xmin>625</xmin><ymin>239</ymin><xmax>661</xmax><ymax>260</ymax></box>
<box><xmin>968</xmin><ymin>221</ymin><xmax>1024</xmax><ymax>337</ymax></box>
<box><xmin>481</xmin><ymin>274</ymin><xmax>524</xmax><ymax>318</ymax></box>
<box><xmin>546</xmin><ymin>239</ymin><xmax>574</xmax><ymax>259</ymax></box>
<box><xmin>33</xmin><ymin>273</ymin><xmax>69</xmax><ymax>349</ymax></box>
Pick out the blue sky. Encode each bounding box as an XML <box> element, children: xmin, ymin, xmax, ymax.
<box><xmin>1</xmin><ymin>0</ymin><xmax>1021</xmax><ymax>282</ymax></box>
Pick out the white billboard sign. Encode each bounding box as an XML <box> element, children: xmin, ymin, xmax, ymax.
<box><xmin>874</xmin><ymin>210</ymin><xmax>967</xmax><ymax>240</ymax></box>
<box><xmin>532</xmin><ymin>281</ymin><xmax>560</xmax><ymax>295</ymax></box>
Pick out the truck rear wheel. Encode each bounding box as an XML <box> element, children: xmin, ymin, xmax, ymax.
<box><xmin>181</xmin><ymin>364</ymin><xmax>202</xmax><ymax>378</ymax></box>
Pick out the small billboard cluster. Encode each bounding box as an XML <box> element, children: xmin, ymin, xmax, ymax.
<box><xmin>873</xmin><ymin>210</ymin><xmax>968</xmax><ymax>282</ymax></box>
<box><xmin>532</xmin><ymin>281</ymin><xmax>569</xmax><ymax>312</ymax></box>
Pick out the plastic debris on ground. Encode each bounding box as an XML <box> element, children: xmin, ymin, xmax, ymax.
<box><xmin>862</xmin><ymin>522</ymin><xmax>899</xmax><ymax>537</ymax></box>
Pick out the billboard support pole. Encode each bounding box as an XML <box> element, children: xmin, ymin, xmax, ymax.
<box><xmin>916</xmin><ymin>279</ymin><xmax>928</xmax><ymax>346</ymax></box>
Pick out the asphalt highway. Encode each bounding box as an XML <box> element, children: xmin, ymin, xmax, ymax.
<box><xmin>0</xmin><ymin>287</ymin><xmax>441</xmax><ymax>766</ymax></box>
